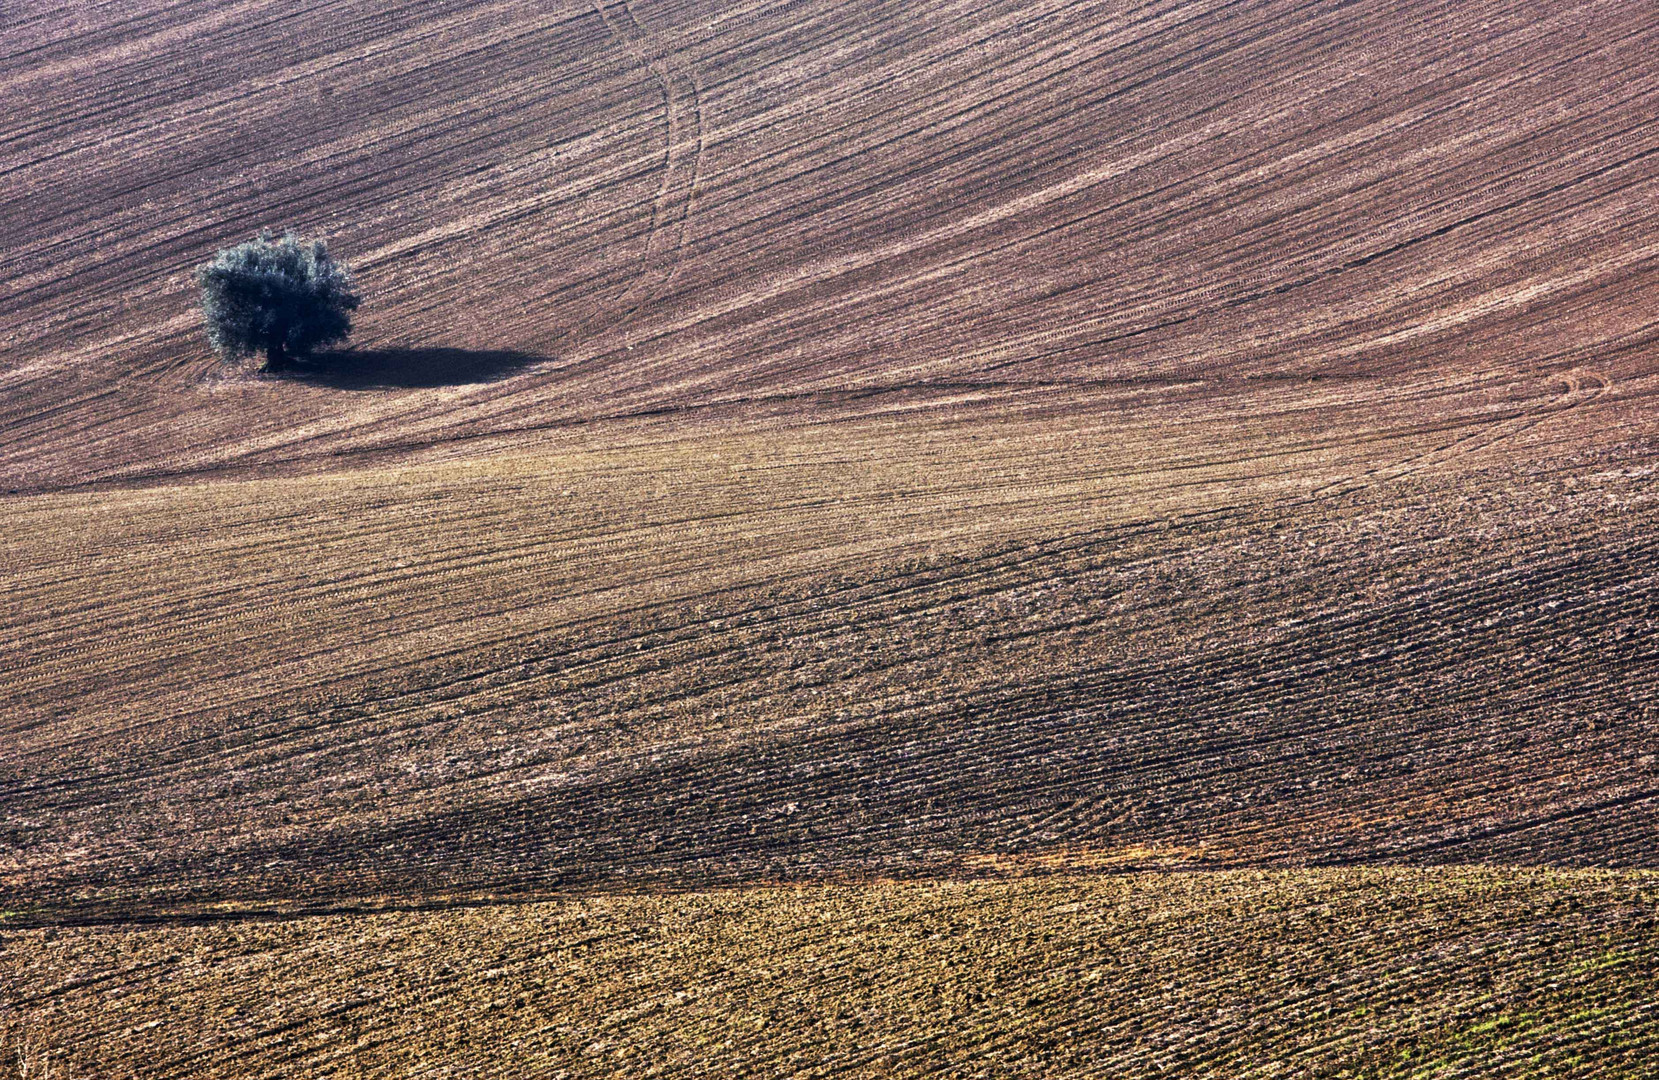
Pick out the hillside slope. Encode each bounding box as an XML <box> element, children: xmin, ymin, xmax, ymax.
<box><xmin>2</xmin><ymin>0</ymin><xmax>1657</xmax><ymax>1075</ymax></box>
<box><xmin>3</xmin><ymin>0</ymin><xmax>1657</xmax><ymax>487</ymax></box>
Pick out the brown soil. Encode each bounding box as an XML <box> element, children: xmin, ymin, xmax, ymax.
<box><xmin>2</xmin><ymin>0</ymin><xmax>1657</xmax><ymax>1074</ymax></box>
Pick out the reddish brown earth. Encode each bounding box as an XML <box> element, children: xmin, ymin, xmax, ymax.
<box><xmin>2</xmin><ymin>0</ymin><xmax>1657</xmax><ymax>1075</ymax></box>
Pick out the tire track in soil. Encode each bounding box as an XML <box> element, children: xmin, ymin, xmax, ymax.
<box><xmin>564</xmin><ymin>0</ymin><xmax>705</xmax><ymax>355</ymax></box>
<box><xmin>1307</xmin><ymin>366</ymin><xmax>1613</xmax><ymax>501</ymax></box>
<box><xmin>247</xmin><ymin>0</ymin><xmax>714</xmax><ymax>465</ymax></box>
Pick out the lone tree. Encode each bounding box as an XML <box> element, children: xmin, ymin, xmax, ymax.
<box><xmin>195</xmin><ymin>231</ymin><xmax>360</xmax><ymax>370</ymax></box>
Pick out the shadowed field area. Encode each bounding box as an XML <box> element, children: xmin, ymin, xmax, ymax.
<box><xmin>2</xmin><ymin>0</ymin><xmax>1657</xmax><ymax>1073</ymax></box>
<box><xmin>274</xmin><ymin>348</ymin><xmax>547</xmax><ymax>390</ymax></box>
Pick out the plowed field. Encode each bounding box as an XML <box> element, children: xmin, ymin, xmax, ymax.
<box><xmin>3</xmin><ymin>0</ymin><xmax>1657</xmax><ymax>1075</ymax></box>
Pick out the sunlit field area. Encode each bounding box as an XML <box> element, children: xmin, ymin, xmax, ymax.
<box><xmin>3</xmin><ymin>0</ymin><xmax>1657</xmax><ymax>1074</ymax></box>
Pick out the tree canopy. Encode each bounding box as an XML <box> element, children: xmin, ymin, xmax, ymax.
<box><xmin>196</xmin><ymin>232</ymin><xmax>360</xmax><ymax>369</ymax></box>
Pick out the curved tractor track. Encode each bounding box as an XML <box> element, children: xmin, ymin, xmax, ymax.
<box><xmin>577</xmin><ymin>0</ymin><xmax>705</xmax><ymax>350</ymax></box>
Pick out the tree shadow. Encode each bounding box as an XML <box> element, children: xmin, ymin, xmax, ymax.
<box><xmin>273</xmin><ymin>347</ymin><xmax>546</xmax><ymax>389</ymax></box>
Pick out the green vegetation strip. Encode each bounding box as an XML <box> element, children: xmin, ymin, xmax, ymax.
<box><xmin>2</xmin><ymin>867</ymin><xmax>1655</xmax><ymax>1078</ymax></box>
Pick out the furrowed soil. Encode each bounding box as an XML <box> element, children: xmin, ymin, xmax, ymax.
<box><xmin>2</xmin><ymin>0</ymin><xmax>1657</xmax><ymax>1075</ymax></box>
<box><xmin>5</xmin><ymin>870</ymin><xmax>1658</xmax><ymax>1078</ymax></box>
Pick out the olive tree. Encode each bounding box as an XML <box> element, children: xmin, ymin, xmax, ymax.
<box><xmin>195</xmin><ymin>231</ymin><xmax>360</xmax><ymax>369</ymax></box>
